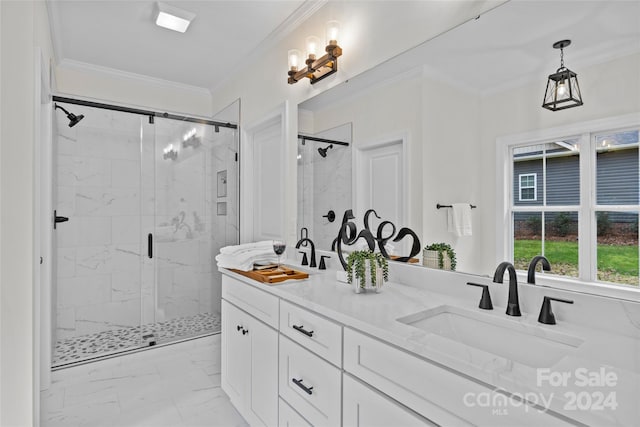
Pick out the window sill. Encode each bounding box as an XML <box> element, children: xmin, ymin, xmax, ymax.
<box><xmin>515</xmin><ymin>271</ymin><xmax>640</xmax><ymax>302</ymax></box>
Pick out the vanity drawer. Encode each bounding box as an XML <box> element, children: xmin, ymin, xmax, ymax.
<box><xmin>222</xmin><ymin>275</ymin><xmax>279</xmax><ymax>329</ymax></box>
<box><xmin>279</xmin><ymin>300</ymin><xmax>342</xmax><ymax>366</ymax></box>
<box><xmin>279</xmin><ymin>398</ymin><xmax>312</xmax><ymax>427</ymax></box>
<box><xmin>343</xmin><ymin>373</ymin><xmax>436</xmax><ymax>427</ymax></box>
<box><xmin>279</xmin><ymin>335</ymin><xmax>341</xmax><ymax>427</ymax></box>
<box><xmin>343</xmin><ymin>328</ymin><xmax>574</xmax><ymax>426</ymax></box>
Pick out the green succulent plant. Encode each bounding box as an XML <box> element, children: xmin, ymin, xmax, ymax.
<box><xmin>424</xmin><ymin>242</ymin><xmax>457</xmax><ymax>271</ymax></box>
<box><xmin>346</xmin><ymin>250</ymin><xmax>389</xmax><ymax>289</ymax></box>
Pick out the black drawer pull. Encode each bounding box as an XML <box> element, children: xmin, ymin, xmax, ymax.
<box><xmin>237</xmin><ymin>325</ymin><xmax>243</xmax><ymax>331</ymax></box>
<box><xmin>292</xmin><ymin>324</ymin><xmax>314</xmax><ymax>337</ymax></box>
<box><xmin>292</xmin><ymin>378</ymin><xmax>313</xmax><ymax>395</ymax></box>
<box><xmin>148</xmin><ymin>233</ymin><xmax>153</xmax><ymax>259</ymax></box>
<box><xmin>242</xmin><ymin>328</ymin><xmax>249</xmax><ymax>335</ymax></box>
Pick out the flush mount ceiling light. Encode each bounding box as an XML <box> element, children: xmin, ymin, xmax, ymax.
<box><xmin>542</xmin><ymin>40</ymin><xmax>583</xmax><ymax>111</ymax></box>
<box><xmin>288</xmin><ymin>20</ymin><xmax>343</xmax><ymax>85</ymax></box>
<box><xmin>155</xmin><ymin>2</ymin><xmax>195</xmax><ymax>33</ymax></box>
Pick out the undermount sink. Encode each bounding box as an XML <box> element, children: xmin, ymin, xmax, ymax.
<box><xmin>397</xmin><ymin>305</ymin><xmax>584</xmax><ymax>368</ymax></box>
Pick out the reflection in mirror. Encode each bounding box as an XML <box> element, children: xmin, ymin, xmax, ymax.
<box><xmin>297</xmin><ymin>122</ymin><xmax>352</xmax><ymax>250</ymax></box>
<box><xmin>296</xmin><ymin>0</ymin><xmax>640</xmax><ymax>279</ymax></box>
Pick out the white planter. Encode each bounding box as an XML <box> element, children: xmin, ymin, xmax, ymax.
<box><xmin>422</xmin><ymin>249</ymin><xmax>452</xmax><ymax>270</ymax></box>
<box><xmin>350</xmin><ymin>260</ymin><xmax>384</xmax><ymax>294</ymax></box>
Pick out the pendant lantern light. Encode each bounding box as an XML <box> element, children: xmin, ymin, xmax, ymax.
<box><xmin>542</xmin><ymin>40</ymin><xmax>583</xmax><ymax>111</ymax></box>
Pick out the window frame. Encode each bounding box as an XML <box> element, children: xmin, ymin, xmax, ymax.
<box><xmin>518</xmin><ymin>173</ymin><xmax>537</xmax><ymax>201</ymax></box>
<box><xmin>496</xmin><ymin>113</ymin><xmax>640</xmax><ymax>301</ymax></box>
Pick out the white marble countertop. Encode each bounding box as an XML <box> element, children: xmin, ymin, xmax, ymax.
<box><xmin>220</xmin><ymin>265</ymin><xmax>640</xmax><ymax>426</ymax></box>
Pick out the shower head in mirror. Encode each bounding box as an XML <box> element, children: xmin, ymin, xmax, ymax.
<box><xmin>318</xmin><ymin>144</ymin><xmax>333</xmax><ymax>158</ymax></box>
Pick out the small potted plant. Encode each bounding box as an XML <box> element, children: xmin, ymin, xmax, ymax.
<box><xmin>423</xmin><ymin>243</ymin><xmax>457</xmax><ymax>271</ymax></box>
<box><xmin>346</xmin><ymin>250</ymin><xmax>389</xmax><ymax>293</ymax></box>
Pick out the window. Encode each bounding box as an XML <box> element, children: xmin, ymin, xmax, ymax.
<box><xmin>518</xmin><ymin>174</ymin><xmax>537</xmax><ymax>201</ymax></box>
<box><xmin>498</xmin><ymin>116</ymin><xmax>640</xmax><ymax>292</ymax></box>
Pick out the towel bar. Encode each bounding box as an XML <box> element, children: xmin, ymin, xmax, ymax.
<box><xmin>436</xmin><ymin>203</ymin><xmax>477</xmax><ymax>209</ymax></box>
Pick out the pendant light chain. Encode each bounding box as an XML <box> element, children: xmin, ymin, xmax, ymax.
<box><xmin>559</xmin><ymin>46</ymin><xmax>565</xmax><ymax>69</ymax></box>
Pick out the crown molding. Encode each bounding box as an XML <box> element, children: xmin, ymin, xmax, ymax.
<box><xmin>210</xmin><ymin>0</ymin><xmax>327</xmax><ymax>95</ymax></box>
<box><xmin>57</xmin><ymin>59</ymin><xmax>212</xmax><ymax>97</ymax></box>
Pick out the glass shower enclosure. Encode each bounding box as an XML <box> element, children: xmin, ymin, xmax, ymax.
<box><xmin>52</xmin><ymin>98</ymin><xmax>239</xmax><ymax>366</ymax></box>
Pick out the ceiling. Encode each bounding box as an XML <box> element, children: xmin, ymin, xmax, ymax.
<box><xmin>48</xmin><ymin>0</ymin><xmax>312</xmax><ymax>91</ymax></box>
<box><xmin>302</xmin><ymin>0</ymin><xmax>640</xmax><ymax>111</ymax></box>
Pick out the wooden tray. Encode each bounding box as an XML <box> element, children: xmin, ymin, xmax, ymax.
<box><xmin>230</xmin><ymin>266</ymin><xmax>309</xmax><ymax>284</ymax></box>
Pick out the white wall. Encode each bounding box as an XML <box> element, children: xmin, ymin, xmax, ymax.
<box><xmin>55</xmin><ymin>63</ymin><xmax>213</xmax><ymax>118</ymax></box>
<box><xmin>478</xmin><ymin>52</ymin><xmax>640</xmax><ymax>272</ymax></box>
<box><xmin>210</xmin><ymin>0</ymin><xmax>506</xmax><ymax>246</ymax></box>
<box><xmin>0</xmin><ymin>1</ymin><xmax>55</xmax><ymax>424</ymax></box>
<box><xmin>422</xmin><ymin>72</ymin><xmax>482</xmax><ymax>273</ymax></box>
<box><xmin>311</xmin><ymin>71</ymin><xmax>423</xmax><ymax>236</ymax></box>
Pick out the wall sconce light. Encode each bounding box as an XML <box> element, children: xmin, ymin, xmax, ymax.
<box><xmin>163</xmin><ymin>144</ymin><xmax>178</xmax><ymax>161</ymax></box>
<box><xmin>288</xmin><ymin>20</ymin><xmax>342</xmax><ymax>85</ymax></box>
<box><xmin>542</xmin><ymin>40</ymin><xmax>583</xmax><ymax>111</ymax></box>
<box><xmin>182</xmin><ymin>128</ymin><xmax>201</xmax><ymax>149</ymax></box>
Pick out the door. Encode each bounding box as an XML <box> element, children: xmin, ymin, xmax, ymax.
<box><xmin>52</xmin><ymin>102</ymin><xmax>145</xmax><ymax>366</ymax></box>
<box><xmin>249</xmin><ymin>317</ymin><xmax>278</xmax><ymax>427</ymax></box>
<box><xmin>356</xmin><ymin>139</ymin><xmax>406</xmax><ymax>252</ymax></box>
<box><xmin>149</xmin><ymin>117</ymin><xmax>238</xmax><ymax>341</ymax></box>
<box><xmin>357</xmin><ymin>139</ymin><xmax>404</xmax><ymax>225</ymax></box>
<box><xmin>221</xmin><ymin>300</ymin><xmax>250</xmax><ymax>405</ymax></box>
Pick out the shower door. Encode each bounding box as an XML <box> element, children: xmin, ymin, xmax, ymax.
<box><xmin>52</xmin><ymin>99</ymin><xmax>239</xmax><ymax>366</ymax></box>
<box><xmin>146</xmin><ymin>117</ymin><xmax>239</xmax><ymax>344</ymax></box>
<box><xmin>52</xmin><ymin>102</ymin><xmax>145</xmax><ymax>366</ymax></box>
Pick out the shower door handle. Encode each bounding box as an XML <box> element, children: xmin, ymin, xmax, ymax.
<box><xmin>53</xmin><ymin>210</ymin><xmax>69</xmax><ymax>229</ymax></box>
<box><xmin>148</xmin><ymin>233</ymin><xmax>153</xmax><ymax>259</ymax></box>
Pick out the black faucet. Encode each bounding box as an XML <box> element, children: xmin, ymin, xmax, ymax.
<box><xmin>527</xmin><ymin>255</ymin><xmax>551</xmax><ymax>284</ymax></box>
<box><xmin>295</xmin><ymin>238</ymin><xmax>316</xmax><ymax>268</ymax></box>
<box><xmin>492</xmin><ymin>261</ymin><xmax>521</xmax><ymax>317</ymax></box>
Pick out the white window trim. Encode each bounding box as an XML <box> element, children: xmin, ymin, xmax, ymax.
<box><xmin>518</xmin><ymin>173</ymin><xmax>537</xmax><ymax>201</ymax></box>
<box><xmin>496</xmin><ymin>112</ymin><xmax>640</xmax><ymax>302</ymax></box>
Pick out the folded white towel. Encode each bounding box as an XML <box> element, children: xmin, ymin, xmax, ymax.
<box><xmin>216</xmin><ymin>240</ymin><xmax>280</xmax><ymax>271</ymax></box>
<box><xmin>215</xmin><ymin>252</ymin><xmax>278</xmax><ymax>271</ymax></box>
<box><xmin>447</xmin><ymin>203</ymin><xmax>472</xmax><ymax>237</ymax></box>
<box><xmin>219</xmin><ymin>240</ymin><xmax>273</xmax><ymax>255</ymax></box>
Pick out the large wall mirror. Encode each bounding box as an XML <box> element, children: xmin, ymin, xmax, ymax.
<box><xmin>296</xmin><ymin>0</ymin><xmax>640</xmax><ymax>280</ymax></box>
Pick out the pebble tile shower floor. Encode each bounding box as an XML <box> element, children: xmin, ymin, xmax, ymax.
<box><xmin>53</xmin><ymin>312</ymin><xmax>221</xmax><ymax>366</ymax></box>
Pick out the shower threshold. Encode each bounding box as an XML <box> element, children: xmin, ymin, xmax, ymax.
<box><xmin>53</xmin><ymin>312</ymin><xmax>220</xmax><ymax>368</ymax></box>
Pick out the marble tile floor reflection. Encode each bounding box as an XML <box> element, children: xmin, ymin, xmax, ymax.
<box><xmin>42</xmin><ymin>334</ymin><xmax>248</xmax><ymax>427</ymax></box>
<box><xmin>54</xmin><ymin>312</ymin><xmax>221</xmax><ymax>366</ymax></box>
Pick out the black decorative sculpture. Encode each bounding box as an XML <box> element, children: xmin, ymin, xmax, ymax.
<box><xmin>332</xmin><ymin>208</ymin><xmax>421</xmax><ymax>269</ymax></box>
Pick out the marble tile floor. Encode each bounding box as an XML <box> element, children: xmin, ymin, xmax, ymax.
<box><xmin>42</xmin><ymin>334</ymin><xmax>248</xmax><ymax>427</ymax></box>
<box><xmin>54</xmin><ymin>312</ymin><xmax>221</xmax><ymax>366</ymax></box>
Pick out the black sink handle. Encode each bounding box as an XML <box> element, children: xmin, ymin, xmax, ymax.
<box><xmin>538</xmin><ymin>296</ymin><xmax>573</xmax><ymax>325</ymax></box>
<box><xmin>466</xmin><ymin>282</ymin><xmax>493</xmax><ymax>310</ymax></box>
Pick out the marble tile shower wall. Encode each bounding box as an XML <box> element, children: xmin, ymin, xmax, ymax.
<box><xmin>297</xmin><ymin>125</ymin><xmax>352</xmax><ymax>250</ymax></box>
<box><xmin>313</xmin><ymin>143</ymin><xmax>351</xmax><ymax>249</ymax></box>
<box><xmin>55</xmin><ymin>107</ymin><xmax>145</xmax><ymax>340</ymax></box>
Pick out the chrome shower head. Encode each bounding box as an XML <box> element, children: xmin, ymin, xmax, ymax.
<box><xmin>55</xmin><ymin>104</ymin><xmax>85</xmax><ymax>128</ymax></box>
<box><xmin>318</xmin><ymin>144</ymin><xmax>333</xmax><ymax>158</ymax></box>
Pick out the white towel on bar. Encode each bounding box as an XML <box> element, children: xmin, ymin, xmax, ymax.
<box><xmin>447</xmin><ymin>203</ymin><xmax>472</xmax><ymax>236</ymax></box>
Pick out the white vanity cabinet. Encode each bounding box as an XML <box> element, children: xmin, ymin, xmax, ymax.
<box><xmin>221</xmin><ymin>277</ymin><xmax>279</xmax><ymax>427</ymax></box>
